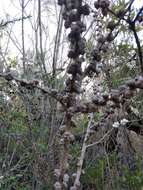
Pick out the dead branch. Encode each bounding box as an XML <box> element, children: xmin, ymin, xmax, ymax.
<box><xmin>71</xmin><ymin>114</ymin><xmax>94</xmax><ymax>189</ymax></box>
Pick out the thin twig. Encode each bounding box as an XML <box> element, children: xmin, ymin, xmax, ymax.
<box><xmin>0</xmin><ymin>16</ymin><xmax>31</xmax><ymax>28</ymax></box>
<box><xmin>86</xmin><ymin>128</ymin><xmax>113</xmax><ymax>148</ymax></box>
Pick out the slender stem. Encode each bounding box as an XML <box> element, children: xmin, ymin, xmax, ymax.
<box><xmin>22</xmin><ymin>0</ymin><xmax>25</xmax><ymax>73</ymax></box>
<box><xmin>38</xmin><ymin>0</ymin><xmax>47</xmax><ymax>74</ymax></box>
<box><xmin>131</xmin><ymin>23</ymin><xmax>143</xmax><ymax>73</ymax></box>
<box><xmin>52</xmin><ymin>7</ymin><xmax>63</xmax><ymax>82</ymax></box>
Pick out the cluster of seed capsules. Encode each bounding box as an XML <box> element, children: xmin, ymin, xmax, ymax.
<box><xmin>94</xmin><ymin>0</ymin><xmax>110</xmax><ymax>16</ymax></box>
<box><xmin>85</xmin><ymin>0</ymin><xmax>116</xmax><ymax>77</ymax></box>
<box><xmin>58</xmin><ymin>0</ymin><xmax>90</xmax><ymax>94</ymax></box>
